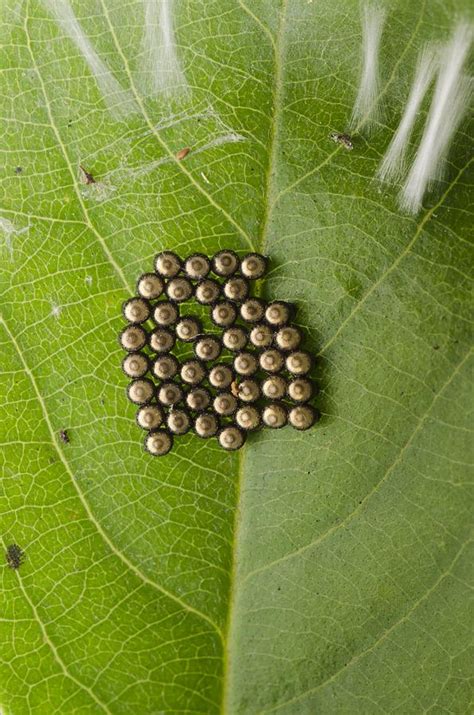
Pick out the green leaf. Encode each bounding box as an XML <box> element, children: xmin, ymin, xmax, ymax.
<box><xmin>1</xmin><ymin>1</ymin><xmax>472</xmax><ymax>713</ymax></box>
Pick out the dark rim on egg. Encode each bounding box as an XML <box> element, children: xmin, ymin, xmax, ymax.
<box><xmin>151</xmin><ymin>354</ymin><xmax>179</xmax><ymax>380</ymax></box>
<box><xmin>121</xmin><ymin>351</ymin><xmax>150</xmax><ymax>379</ymax></box>
<box><xmin>194</xmin><ymin>335</ymin><xmax>222</xmax><ymax>362</ymax></box>
<box><xmin>213</xmin><ymin>391</ymin><xmax>238</xmax><ymax>416</ymax></box>
<box><xmin>194</xmin><ymin>411</ymin><xmax>220</xmax><ymax>438</ymax></box>
<box><xmin>136</xmin><ymin>272</ymin><xmax>165</xmax><ymax>300</ymax></box>
<box><xmin>265</xmin><ymin>301</ymin><xmax>292</xmax><ymax>327</ymax></box>
<box><xmin>126</xmin><ymin>378</ymin><xmax>155</xmax><ymax>405</ymax></box>
<box><xmin>239</xmin><ymin>297</ymin><xmax>266</xmax><ymax>323</ymax></box>
<box><xmin>217</xmin><ymin>425</ymin><xmax>246</xmax><ymax>451</ymax></box>
<box><xmin>184</xmin><ymin>253</ymin><xmax>211</xmax><ymax>280</ymax></box>
<box><xmin>211</xmin><ymin>249</ymin><xmax>240</xmax><ymax>277</ymax></box>
<box><xmin>119</xmin><ymin>324</ymin><xmax>148</xmax><ymax>352</ymax></box>
<box><xmin>166</xmin><ymin>408</ymin><xmax>192</xmax><ymax>435</ymax></box>
<box><xmin>154</xmin><ymin>251</ymin><xmax>182</xmax><ymax>278</ymax></box>
<box><xmin>222</xmin><ymin>327</ymin><xmax>248</xmax><ymax>352</ymax></box>
<box><xmin>223</xmin><ymin>276</ymin><xmax>250</xmax><ymax>302</ymax></box>
<box><xmin>180</xmin><ymin>359</ymin><xmax>206</xmax><ymax>385</ymax></box>
<box><xmin>287</xmin><ymin>377</ymin><xmax>314</xmax><ymax>403</ymax></box>
<box><xmin>144</xmin><ymin>428</ymin><xmax>174</xmax><ymax>456</ymax></box>
<box><xmin>262</xmin><ymin>401</ymin><xmax>288</xmax><ymax>429</ymax></box>
<box><xmin>288</xmin><ymin>404</ymin><xmax>319</xmax><ymax>430</ymax></box>
<box><xmin>240</xmin><ymin>252</ymin><xmax>268</xmax><ymax>280</ymax></box>
<box><xmin>152</xmin><ymin>301</ymin><xmax>179</xmax><ymax>326</ymax></box>
<box><xmin>148</xmin><ymin>327</ymin><xmax>176</xmax><ymax>353</ymax></box>
<box><xmin>185</xmin><ymin>387</ymin><xmax>212</xmax><ymax>412</ymax></box>
<box><xmin>195</xmin><ymin>278</ymin><xmax>221</xmax><ymax>305</ymax></box>
<box><xmin>122</xmin><ymin>297</ymin><xmax>152</xmax><ymax>324</ymax></box>
<box><xmin>135</xmin><ymin>404</ymin><xmax>164</xmax><ymax>430</ymax></box>
<box><xmin>165</xmin><ymin>276</ymin><xmax>194</xmax><ymax>303</ymax></box>
<box><xmin>211</xmin><ymin>301</ymin><xmax>238</xmax><ymax>327</ymax></box>
<box><xmin>235</xmin><ymin>405</ymin><xmax>262</xmax><ymax>431</ymax></box>
<box><xmin>175</xmin><ymin>316</ymin><xmax>201</xmax><ymax>342</ymax></box>
<box><xmin>208</xmin><ymin>363</ymin><xmax>234</xmax><ymax>389</ymax></box>
<box><xmin>157</xmin><ymin>380</ymin><xmax>184</xmax><ymax>406</ymax></box>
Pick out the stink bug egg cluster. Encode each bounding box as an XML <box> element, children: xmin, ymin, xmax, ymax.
<box><xmin>119</xmin><ymin>251</ymin><xmax>319</xmax><ymax>456</ymax></box>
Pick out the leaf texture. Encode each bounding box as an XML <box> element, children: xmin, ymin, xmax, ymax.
<box><xmin>0</xmin><ymin>1</ymin><xmax>472</xmax><ymax>713</ymax></box>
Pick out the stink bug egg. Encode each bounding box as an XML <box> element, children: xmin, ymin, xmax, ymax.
<box><xmin>167</xmin><ymin>408</ymin><xmax>191</xmax><ymax>435</ymax></box>
<box><xmin>211</xmin><ymin>249</ymin><xmax>239</xmax><ymax>277</ymax></box>
<box><xmin>287</xmin><ymin>377</ymin><xmax>313</xmax><ymax>403</ymax></box>
<box><xmin>137</xmin><ymin>273</ymin><xmax>164</xmax><ymax>300</ymax></box>
<box><xmin>259</xmin><ymin>348</ymin><xmax>284</xmax><ymax>373</ymax></box>
<box><xmin>127</xmin><ymin>378</ymin><xmax>155</xmax><ymax>405</ymax></box>
<box><xmin>136</xmin><ymin>404</ymin><xmax>164</xmax><ymax>430</ymax></box>
<box><xmin>195</xmin><ymin>279</ymin><xmax>221</xmax><ymax>305</ymax></box>
<box><xmin>184</xmin><ymin>253</ymin><xmax>211</xmax><ymax>280</ymax></box>
<box><xmin>223</xmin><ymin>277</ymin><xmax>249</xmax><ymax>302</ymax></box>
<box><xmin>180</xmin><ymin>360</ymin><xmax>206</xmax><ymax>385</ymax></box>
<box><xmin>153</xmin><ymin>301</ymin><xmax>179</xmax><ymax>326</ymax></box>
<box><xmin>240</xmin><ymin>253</ymin><xmax>267</xmax><ymax>280</ymax></box>
<box><xmin>262</xmin><ymin>402</ymin><xmax>288</xmax><ymax>429</ymax></box>
<box><xmin>213</xmin><ymin>392</ymin><xmax>238</xmax><ymax>416</ymax></box>
<box><xmin>211</xmin><ymin>301</ymin><xmax>237</xmax><ymax>328</ymax></box>
<box><xmin>265</xmin><ymin>301</ymin><xmax>291</xmax><ymax>327</ymax></box>
<box><xmin>119</xmin><ymin>325</ymin><xmax>147</xmax><ymax>352</ymax></box>
<box><xmin>285</xmin><ymin>351</ymin><xmax>312</xmax><ymax>376</ymax></box>
<box><xmin>176</xmin><ymin>316</ymin><xmax>201</xmax><ymax>342</ymax></box>
<box><xmin>152</xmin><ymin>355</ymin><xmax>179</xmax><ymax>380</ymax></box>
<box><xmin>234</xmin><ymin>351</ymin><xmax>258</xmax><ymax>376</ymax></box>
<box><xmin>122</xmin><ymin>297</ymin><xmax>151</xmax><ymax>324</ymax></box>
<box><xmin>149</xmin><ymin>327</ymin><xmax>175</xmax><ymax>353</ymax></box>
<box><xmin>208</xmin><ymin>364</ymin><xmax>234</xmax><ymax>390</ymax></box>
<box><xmin>186</xmin><ymin>387</ymin><xmax>211</xmax><ymax>412</ymax></box>
<box><xmin>222</xmin><ymin>327</ymin><xmax>248</xmax><ymax>352</ymax></box>
<box><xmin>157</xmin><ymin>381</ymin><xmax>183</xmax><ymax>406</ymax></box>
<box><xmin>288</xmin><ymin>404</ymin><xmax>319</xmax><ymax>430</ymax></box>
<box><xmin>194</xmin><ymin>336</ymin><xmax>222</xmax><ymax>362</ymax></box>
<box><xmin>237</xmin><ymin>378</ymin><xmax>260</xmax><ymax>402</ymax></box>
<box><xmin>262</xmin><ymin>375</ymin><xmax>287</xmax><ymax>400</ymax></box>
<box><xmin>194</xmin><ymin>411</ymin><xmax>219</xmax><ymax>438</ymax></box>
<box><xmin>240</xmin><ymin>298</ymin><xmax>266</xmax><ymax>323</ymax></box>
<box><xmin>235</xmin><ymin>405</ymin><xmax>261</xmax><ymax>431</ymax></box>
<box><xmin>218</xmin><ymin>425</ymin><xmax>246</xmax><ymax>451</ymax></box>
<box><xmin>145</xmin><ymin>429</ymin><xmax>173</xmax><ymax>456</ymax></box>
<box><xmin>249</xmin><ymin>323</ymin><xmax>273</xmax><ymax>348</ymax></box>
<box><xmin>155</xmin><ymin>251</ymin><xmax>182</xmax><ymax>278</ymax></box>
<box><xmin>166</xmin><ymin>277</ymin><xmax>193</xmax><ymax>303</ymax></box>
<box><xmin>275</xmin><ymin>326</ymin><xmax>302</xmax><ymax>351</ymax></box>
<box><xmin>122</xmin><ymin>352</ymin><xmax>149</xmax><ymax>379</ymax></box>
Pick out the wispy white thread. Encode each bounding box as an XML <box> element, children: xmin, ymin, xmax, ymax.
<box><xmin>400</xmin><ymin>23</ymin><xmax>473</xmax><ymax>214</ymax></box>
<box><xmin>103</xmin><ymin>131</ymin><xmax>247</xmax><ymax>185</ymax></box>
<box><xmin>0</xmin><ymin>216</ymin><xmax>29</xmax><ymax>258</ymax></box>
<box><xmin>41</xmin><ymin>0</ymin><xmax>138</xmax><ymax>120</ymax></box>
<box><xmin>378</xmin><ymin>46</ymin><xmax>438</xmax><ymax>183</ymax></box>
<box><xmin>140</xmin><ymin>0</ymin><xmax>189</xmax><ymax>97</ymax></box>
<box><xmin>350</xmin><ymin>2</ymin><xmax>387</xmax><ymax>130</ymax></box>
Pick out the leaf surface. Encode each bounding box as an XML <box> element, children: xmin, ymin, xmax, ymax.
<box><xmin>0</xmin><ymin>1</ymin><xmax>472</xmax><ymax>713</ymax></box>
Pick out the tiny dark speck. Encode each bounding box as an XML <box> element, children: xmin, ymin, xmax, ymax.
<box><xmin>433</xmin><ymin>345</ymin><xmax>440</xmax><ymax>350</ymax></box>
<box><xmin>59</xmin><ymin>429</ymin><xmax>70</xmax><ymax>444</ymax></box>
<box><xmin>6</xmin><ymin>543</ymin><xmax>25</xmax><ymax>570</ymax></box>
<box><xmin>14</xmin><ymin>166</ymin><xmax>23</xmax><ymax>174</ymax></box>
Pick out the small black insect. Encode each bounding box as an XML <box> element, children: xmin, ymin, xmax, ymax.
<box><xmin>79</xmin><ymin>165</ymin><xmax>96</xmax><ymax>184</ymax></box>
<box><xmin>330</xmin><ymin>132</ymin><xmax>353</xmax><ymax>150</ymax></box>
<box><xmin>59</xmin><ymin>429</ymin><xmax>70</xmax><ymax>444</ymax></box>
<box><xmin>6</xmin><ymin>543</ymin><xmax>25</xmax><ymax>570</ymax></box>
<box><xmin>14</xmin><ymin>166</ymin><xmax>23</xmax><ymax>175</ymax></box>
